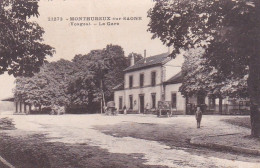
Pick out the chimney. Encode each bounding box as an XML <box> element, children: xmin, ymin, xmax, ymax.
<box><xmin>144</xmin><ymin>49</ymin><xmax>146</xmax><ymax>63</ymax></box>
<box><xmin>130</xmin><ymin>52</ymin><xmax>135</xmax><ymax>66</ymax></box>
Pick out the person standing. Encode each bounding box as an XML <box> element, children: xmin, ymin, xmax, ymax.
<box><xmin>195</xmin><ymin>106</ymin><xmax>203</xmax><ymax>128</ymax></box>
<box><xmin>145</xmin><ymin>103</ymin><xmax>149</xmax><ymax>114</ymax></box>
<box><xmin>123</xmin><ymin>105</ymin><xmax>127</xmax><ymax>115</ymax></box>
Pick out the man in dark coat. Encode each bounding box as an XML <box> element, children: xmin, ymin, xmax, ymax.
<box><xmin>195</xmin><ymin>106</ymin><xmax>203</xmax><ymax>128</ymax></box>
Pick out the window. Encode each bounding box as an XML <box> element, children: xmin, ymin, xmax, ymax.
<box><xmin>171</xmin><ymin>93</ymin><xmax>177</xmax><ymax>108</ymax></box>
<box><xmin>129</xmin><ymin>75</ymin><xmax>133</xmax><ymax>88</ymax></box>
<box><xmin>151</xmin><ymin>93</ymin><xmax>156</xmax><ymax>109</ymax></box>
<box><xmin>151</xmin><ymin>71</ymin><xmax>156</xmax><ymax>86</ymax></box>
<box><xmin>140</xmin><ymin>74</ymin><xmax>144</xmax><ymax>87</ymax></box>
<box><xmin>119</xmin><ymin>97</ymin><xmax>123</xmax><ymax>110</ymax></box>
<box><xmin>129</xmin><ymin>95</ymin><xmax>133</xmax><ymax>109</ymax></box>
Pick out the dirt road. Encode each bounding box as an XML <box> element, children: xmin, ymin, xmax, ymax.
<box><xmin>0</xmin><ymin>114</ymin><xmax>259</xmax><ymax>168</ymax></box>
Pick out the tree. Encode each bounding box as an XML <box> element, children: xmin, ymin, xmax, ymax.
<box><xmin>67</xmin><ymin>74</ymin><xmax>97</xmax><ymax>113</ymax></box>
<box><xmin>15</xmin><ymin>63</ymin><xmax>53</xmax><ymax>110</ymax></box>
<box><xmin>15</xmin><ymin>44</ymin><xmax>129</xmax><ymax>114</ymax></box>
<box><xmin>72</xmin><ymin>44</ymin><xmax>128</xmax><ymax>113</ymax></box>
<box><xmin>148</xmin><ymin>0</ymin><xmax>260</xmax><ymax>137</ymax></box>
<box><xmin>14</xmin><ymin>60</ymin><xmax>76</xmax><ymax>112</ymax></box>
<box><xmin>102</xmin><ymin>45</ymin><xmax>128</xmax><ymax>101</ymax></box>
<box><xmin>0</xmin><ymin>0</ymin><xmax>54</xmax><ymax>77</ymax></box>
<box><xmin>46</xmin><ymin>59</ymin><xmax>77</xmax><ymax>106</ymax></box>
<box><xmin>180</xmin><ymin>48</ymin><xmax>248</xmax><ymax>98</ymax></box>
<box><xmin>180</xmin><ymin>48</ymin><xmax>209</xmax><ymax>97</ymax></box>
<box><xmin>67</xmin><ymin>56</ymin><xmax>98</xmax><ymax>113</ymax></box>
<box><xmin>72</xmin><ymin>50</ymin><xmax>106</xmax><ymax>113</ymax></box>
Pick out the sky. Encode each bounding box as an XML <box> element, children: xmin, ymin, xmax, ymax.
<box><xmin>0</xmin><ymin>0</ymin><xmax>184</xmax><ymax>100</ymax></box>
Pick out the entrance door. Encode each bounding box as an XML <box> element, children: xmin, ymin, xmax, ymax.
<box><xmin>119</xmin><ymin>97</ymin><xmax>123</xmax><ymax>110</ymax></box>
<box><xmin>139</xmin><ymin>95</ymin><xmax>145</xmax><ymax>113</ymax></box>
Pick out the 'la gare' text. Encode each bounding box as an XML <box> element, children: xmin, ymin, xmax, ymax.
<box><xmin>70</xmin><ymin>22</ymin><xmax>119</xmax><ymax>26</ymax></box>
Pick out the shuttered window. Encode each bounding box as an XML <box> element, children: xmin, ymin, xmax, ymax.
<box><xmin>140</xmin><ymin>74</ymin><xmax>144</xmax><ymax>87</ymax></box>
<box><xmin>129</xmin><ymin>95</ymin><xmax>133</xmax><ymax>109</ymax></box>
<box><xmin>129</xmin><ymin>75</ymin><xmax>133</xmax><ymax>88</ymax></box>
<box><xmin>151</xmin><ymin>71</ymin><xmax>156</xmax><ymax>86</ymax></box>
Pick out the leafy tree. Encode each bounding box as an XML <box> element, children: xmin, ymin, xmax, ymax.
<box><xmin>66</xmin><ymin>58</ymin><xmax>98</xmax><ymax>113</ymax></box>
<box><xmin>72</xmin><ymin>50</ymin><xmax>106</xmax><ymax>113</ymax></box>
<box><xmin>180</xmin><ymin>48</ymin><xmax>209</xmax><ymax>97</ymax></box>
<box><xmin>15</xmin><ymin>63</ymin><xmax>53</xmax><ymax>109</ymax></box>
<box><xmin>102</xmin><ymin>45</ymin><xmax>128</xmax><ymax>100</ymax></box>
<box><xmin>72</xmin><ymin>44</ymin><xmax>128</xmax><ymax>113</ymax></box>
<box><xmin>14</xmin><ymin>60</ymin><xmax>76</xmax><ymax>111</ymax></box>
<box><xmin>180</xmin><ymin>48</ymin><xmax>248</xmax><ymax>98</ymax></box>
<box><xmin>67</xmin><ymin>75</ymin><xmax>96</xmax><ymax>105</ymax></box>
<box><xmin>46</xmin><ymin>59</ymin><xmax>76</xmax><ymax>106</ymax></box>
<box><xmin>15</xmin><ymin>44</ymin><xmax>129</xmax><ymax>114</ymax></box>
<box><xmin>148</xmin><ymin>0</ymin><xmax>260</xmax><ymax>137</ymax></box>
<box><xmin>0</xmin><ymin>0</ymin><xmax>54</xmax><ymax>77</ymax></box>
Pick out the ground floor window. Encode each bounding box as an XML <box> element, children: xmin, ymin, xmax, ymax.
<box><xmin>129</xmin><ymin>95</ymin><xmax>133</xmax><ymax>109</ymax></box>
<box><xmin>151</xmin><ymin>93</ymin><xmax>156</xmax><ymax>109</ymax></box>
<box><xmin>119</xmin><ymin>96</ymin><xmax>123</xmax><ymax>110</ymax></box>
<box><xmin>171</xmin><ymin>93</ymin><xmax>177</xmax><ymax>108</ymax></box>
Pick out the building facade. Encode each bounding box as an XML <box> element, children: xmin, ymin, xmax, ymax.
<box><xmin>113</xmin><ymin>51</ymin><xmax>250</xmax><ymax>115</ymax></box>
<box><xmin>114</xmin><ymin>52</ymin><xmax>186</xmax><ymax>114</ymax></box>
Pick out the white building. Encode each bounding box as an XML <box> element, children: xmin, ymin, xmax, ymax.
<box><xmin>114</xmin><ymin>52</ymin><xmax>186</xmax><ymax>115</ymax></box>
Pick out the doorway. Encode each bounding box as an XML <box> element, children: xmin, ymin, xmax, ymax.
<box><xmin>139</xmin><ymin>94</ymin><xmax>145</xmax><ymax>113</ymax></box>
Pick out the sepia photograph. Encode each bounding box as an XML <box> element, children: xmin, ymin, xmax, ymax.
<box><xmin>0</xmin><ymin>0</ymin><xmax>260</xmax><ymax>167</ymax></box>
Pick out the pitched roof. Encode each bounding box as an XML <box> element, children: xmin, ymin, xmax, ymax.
<box><xmin>124</xmin><ymin>52</ymin><xmax>171</xmax><ymax>72</ymax></box>
<box><xmin>1</xmin><ymin>96</ymin><xmax>14</xmax><ymax>102</ymax></box>
<box><xmin>164</xmin><ymin>71</ymin><xmax>182</xmax><ymax>85</ymax></box>
<box><xmin>113</xmin><ymin>82</ymin><xmax>124</xmax><ymax>91</ymax></box>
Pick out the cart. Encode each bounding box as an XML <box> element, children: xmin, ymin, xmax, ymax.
<box><xmin>105</xmin><ymin>101</ymin><xmax>118</xmax><ymax>115</ymax></box>
<box><xmin>157</xmin><ymin>101</ymin><xmax>172</xmax><ymax>117</ymax></box>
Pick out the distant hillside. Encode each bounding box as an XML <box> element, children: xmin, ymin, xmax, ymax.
<box><xmin>0</xmin><ymin>101</ymin><xmax>14</xmax><ymax>112</ymax></box>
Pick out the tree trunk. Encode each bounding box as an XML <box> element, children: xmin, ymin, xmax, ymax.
<box><xmin>102</xmin><ymin>90</ymin><xmax>106</xmax><ymax>108</ymax></box>
<box><xmin>100</xmin><ymin>79</ymin><xmax>105</xmax><ymax>114</ymax></box>
<box><xmin>248</xmin><ymin>59</ymin><xmax>260</xmax><ymax>137</ymax></box>
<box><xmin>248</xmin><ymin>2</ymin><xmax>260</xmax><ymax>137</ymax></box>
<box><xmin>29</xmin><ymin>105</ymin><xmax>32</xmax><ymax>114</ymax></box>
<box><xmin>100</xmin><ymin>100</ymin><xmax>103</xmax><ymax>114</ymax></box>
<box><xmin>24</xmin><ymin>103</ymin><xmax>27</xmax><ymax>114</ymax></box>
<box><xmin>219</xmin><ymin>97</ymin><xmax>222</xmax><ymax>115</ymax></box>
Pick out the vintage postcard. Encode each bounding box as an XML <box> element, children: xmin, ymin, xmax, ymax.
<box><xmin>0</xmin><ymin>0</ymin><xmax>260</xmax><ymax>168</ymax></box>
